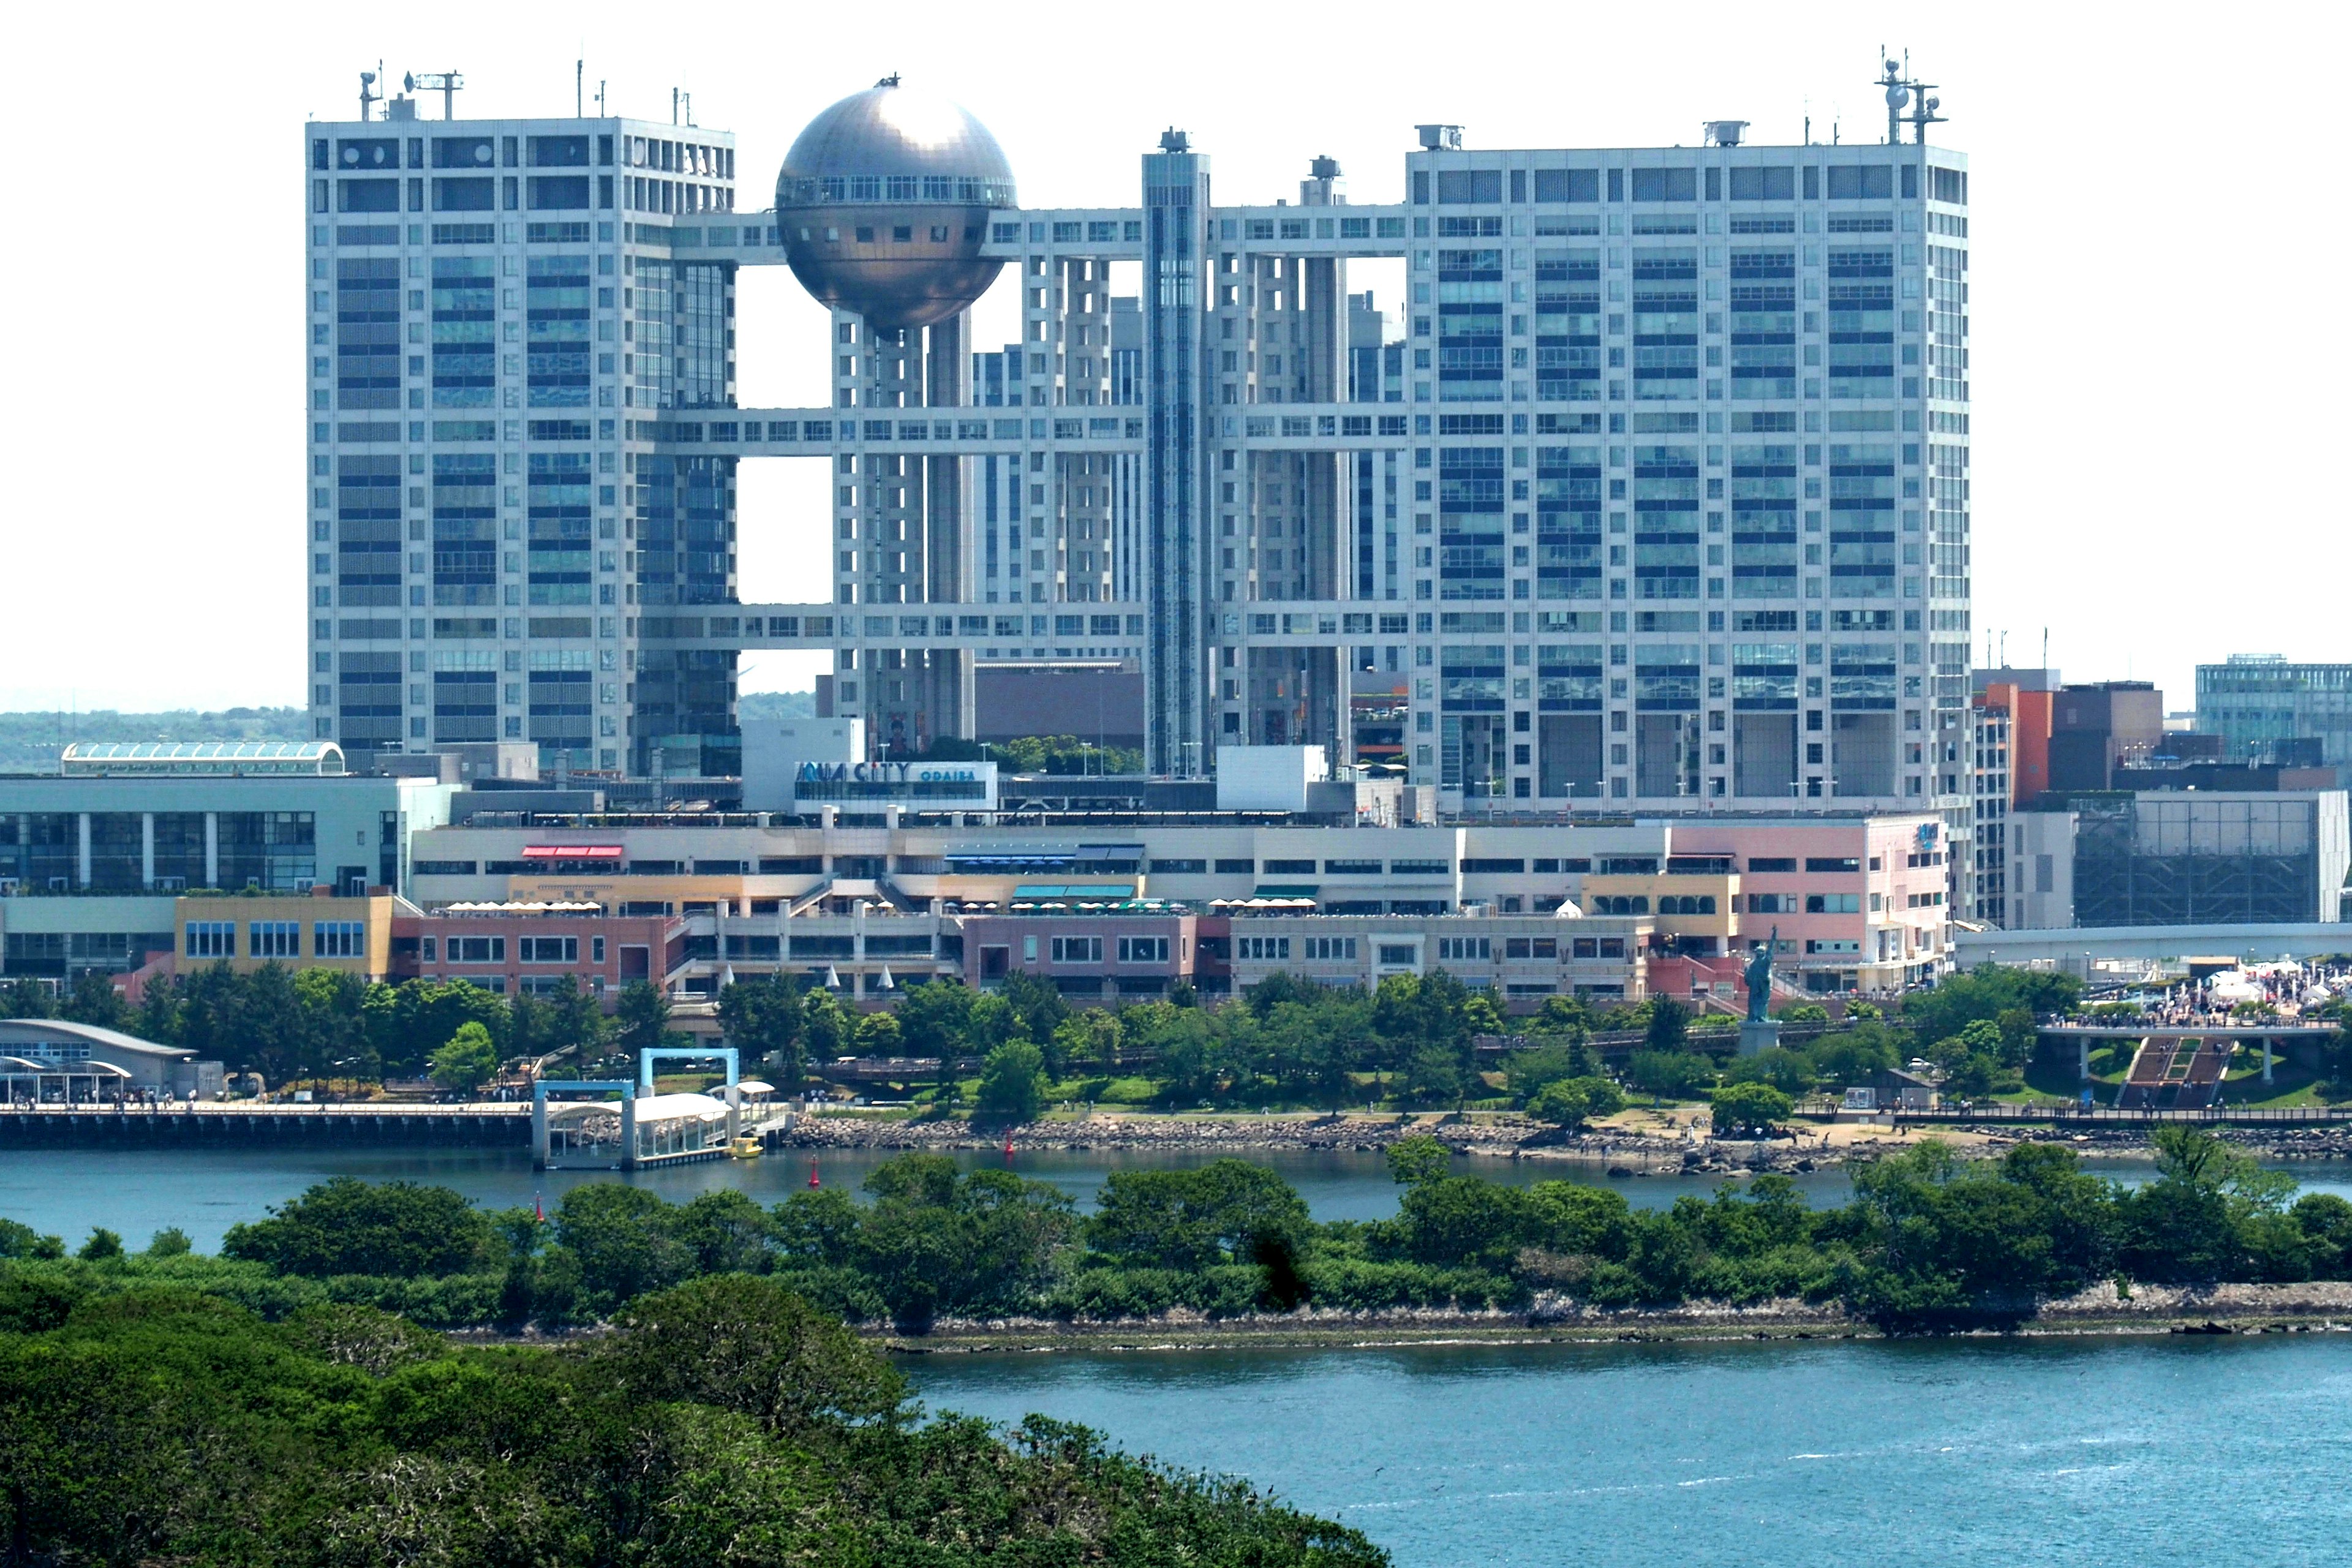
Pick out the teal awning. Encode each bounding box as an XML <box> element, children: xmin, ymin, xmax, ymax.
<box><xmin>1012</xmin><ymin>883</ymin><xmax>1136</xmax><ymax>899</ymax></box>
<box><xmin>1253</xmin><ymin>884</ymin><xmax>1320</xmax><ymax>897</ymax></box>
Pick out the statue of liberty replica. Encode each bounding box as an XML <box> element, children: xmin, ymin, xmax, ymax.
<box><xmin>1738</xmin><ymin>927</ymin><xmax>1781</xmax><ymax>1057</ymax></box>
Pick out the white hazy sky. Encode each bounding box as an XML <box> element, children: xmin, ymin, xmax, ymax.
<box><xmin>3</xmin><ymin>1</ymin><xmax>2343</xmax><ymax>715</ymax></box>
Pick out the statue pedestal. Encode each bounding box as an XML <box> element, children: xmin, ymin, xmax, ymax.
<box><xmin>1737</xmin><ymin>1019</ymin><xmax>1782</xmax><ymax>1058</ymax></box>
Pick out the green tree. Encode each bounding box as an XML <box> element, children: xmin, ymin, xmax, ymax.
<box><xmin>1401</xmin><ymin>1041</ymin><xmax>1464</xmax><ymax>1106</ymax></box>
<box><xmin>1050</xmin><ymin>1009</ymin><xmax>1122</xmax><ymax>1079</ymax></box>
<box><xmin>429</xmin><ymin>1020</ymin><xmax>500</xmax><ymax>1096</ymax></box>
<box><xmin>614</xmin><ymin>979</ymin><xmax>672</xmax><ymax>1055</ymax></box>
<box><xmin>554</xmin><ymin>1183</ymin><xmax>695</xmax><ymax>1308</ymax></box>
<box><xmin>293</xmin><ymin>967</ymin><xmax>374</xmax><ymax>1083</ymax></box>
<box><xmin>891</xmin><ymin>979</ymin><xmax>970</xmax><ymax>1058</ymax></box>
<box><xmin>76</xmin><ymin>1227</ymin><xmax>124</xmax><ymax>1261</ymax></box>
<box><xmin>1722</xmin><ymin>1046</ymin><xmax>1817</xmax><ymax>1096</ymax></box>
<box><xmin>856</xmin><ymin>1154</ymin><xmax>1077</xmax><ymax>1329</ymax></box>
<box><xmin>1505</xmin><ymin>1040</ymin><xmax>1603</xmax><ymax>1101</ymax></box>
<box><xmin>975</xmin><ymin>1039</ymin><xmax>1050</xmax><ymax>1124</ymax></box>
<box><xmin>1526</xmin><ymin>1076</ymin><xmax>1626</xmax><ymax>1128</ymax></box>
<box><xmin>853</xmin><ymin>1009</ymin><xmax>903</xmax><ymax>1058</ymax></box>
<box><xmin>1624</xmin><ymin>1049</ymin><xmax>1717</xmax><ymax>1098</ymax></box>
<box><xmin>1902</xmin><ymin>964</ymin><xmax>2083</xmax><ymax>1046</ymax></box>
<box><xmin>222</xmin><ymin>1177</ymin><xmax>494</xmax><ymax>1277</ymax></box>
<box><xmin>0</xmin><ymin>975</ymin><xmax>55</xmax><ymax>1019</ymax></box>
<box><xmin>801</xmin><ymin>987</ymin><xmax>853</xmax><ymax>1061</ymax></box>
<box><xmin>58</xmin><ymin>971</ymin><xmax>128</xmax><ymax>1031</ymax></box>
<box><xmin>999</xmin><ymin>970</ymin><xmax>1068</xmax><ymax>1045</ymax></box>
<box><xmin>1532</xmin><ymin>992</ymin><xmax>1596</xmax><ymax>1038</ymax></box>
<box><xmin>1385</xmin><ymin>1133</ymin><xmax>1453</xmax><ymax>1186</ymax></box>
<box><xmin>717</xmin><ymin>973</ymin><xmax>805</xmax><ymax>1088</ymax></box>
<box><xmin>1645</xmin><ymin>997</ymin><xmax>1692</xmax><ymax>1053</ymax></box>
<box><xmin>2117</xmin><ymin>1126</ymin><xmax>2297</xmax><ymax>1283</ymax></box>
<box><xmin>132</xmin><ymin>973</ymin><xmax>184</xmax><ymax>1045</ymax></box>
<box><xmin>596</xmin><ymin>1275</ymin><xmax>909</xmax><ymax>1434</ymax></box>
<box><xmin>1709</xmin><ymin>1081</ymin><xmax>1794</xmax><ymax>1135</ymax></box>
<box><xmin>1089</xmin><ymin>1160</ymin><xmax>1312</xmax><ymax>1272</ymax></box>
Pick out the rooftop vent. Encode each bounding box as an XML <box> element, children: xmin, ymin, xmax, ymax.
<box><xmin>1704</xmin><ymin>119</ymin><xmax>1749</xmax><ymax>146</ymax></box>
<box><xmin>1415</xmin><ymin>124</ymin><xmax>1463</xmax><ymax>151</ymax></box>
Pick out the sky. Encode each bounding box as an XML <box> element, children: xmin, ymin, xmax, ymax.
<box><xmin>3</xmin><ymin>0</ymin><xmax>2343</xmax><ymax>715</ymax></box>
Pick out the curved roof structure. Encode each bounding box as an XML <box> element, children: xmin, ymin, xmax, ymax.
<box><xmin>0</xmin><ymin>1018</ymin><xmax>194</xmax><ymax>1062</ymax></box>
<box><xmin>60</xmin><ymin>741</ymin><xmax>347</xmax><ymax>777</ymax></box>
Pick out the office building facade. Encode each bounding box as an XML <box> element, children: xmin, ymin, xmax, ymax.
<box><xmin>305</xmin><ymin>77</ymin><xmax>1971</xmax><ymax>866</ymax></box>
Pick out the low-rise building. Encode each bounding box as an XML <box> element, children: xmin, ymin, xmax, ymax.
<box><xmin>391</xmin><ymin>902</ymin><xmax>690</xmax><ymax>998</ymax></box>
<box><xmin>0</xmin><ymin>1017</ymin><xmax>222</xmax><ymax>1098</ymax></box>
<box><xmin>173</xmin><ymin>891</ymin><xmax>403</xmax><ymax>982</ymax></box>
<box><xmin>2010</xmin><ymin>790</ymin><xmax>2351</xmax><ymax>930</ymax></box>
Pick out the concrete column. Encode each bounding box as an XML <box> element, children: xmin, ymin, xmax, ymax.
<box><xmin>141</xmin><ymin>813</ymin><xmax>155</xmax><ymax>889</ymax></box>
<box><xmin>2263</xmin><ymin>1036</ymin><xmax>2274</xmax><ymax>1084</ymax></box>
<box><xmin>75</xmin><ymin>813</ymin><xmax>91</xmax><ymax>888</ymax></box>
<box><xmin>203</xmin><ymin>813</ymin><xmax>218</xmax><ymax>888</ymax></box>
<box><xmin>2079</xmin><ymin>1036</ymin><xmax>2092</xmax><ymax>1083</ymax></box>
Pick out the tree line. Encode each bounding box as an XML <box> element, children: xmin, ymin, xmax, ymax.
<box><xmin>9</xmin><ymin>1128</ymin><xmax>2349</xmax><ymax>1344</ymax></box>
<box><xmin>0</xmin><ymin>1273</ymin><xmax>1381</xmax><ymax>1567</ymax></box>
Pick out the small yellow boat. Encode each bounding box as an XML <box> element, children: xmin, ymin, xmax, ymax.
<box><xmin>728</xmin><ymin>1134</ymin><xmax>764</xmax><ymax>1159</ymax></box>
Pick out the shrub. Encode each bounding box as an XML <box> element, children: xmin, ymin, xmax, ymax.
<box><xmin>1526</xmin><ymin>1076</ymin><xmax>1627</xmax><ymax>1128</ymax></box>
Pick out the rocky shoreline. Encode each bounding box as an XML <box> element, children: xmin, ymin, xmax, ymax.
<box><xmin>778</xmin><ymin>1110</ymin><xmax>2352</xmax><ymax>1174</ymax></box>
<box><xmin>876</xmin><ymin>1280</ymin><xmax>2352</xmax><ymax>1355</ymax></box>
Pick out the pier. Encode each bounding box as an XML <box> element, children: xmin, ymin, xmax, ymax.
<box><xmin>0</xmin><ymin>1101</ymin><xmax>530</xmax><ymax>1147</ymax></box>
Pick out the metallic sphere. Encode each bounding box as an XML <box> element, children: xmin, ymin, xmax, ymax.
<box><xmin>775</xmin><ymin>78</ymin><xmax>1017</xmax><ymax>333</ymax></box>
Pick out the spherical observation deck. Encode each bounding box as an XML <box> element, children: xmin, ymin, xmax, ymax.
<box><xmin>774</xmin><ymin>77</ymin><xmax>1016</xmax><ymax>333</ymax></box>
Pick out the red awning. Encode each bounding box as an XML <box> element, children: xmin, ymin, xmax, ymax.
<box><xmin>521</xmin><ymin>845</ymin><xmax>624</xmax><ymax>860</ymax></box>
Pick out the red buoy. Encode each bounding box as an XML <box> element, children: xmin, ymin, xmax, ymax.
<box><xmin>807</xmin><ymin>1158</ymin><xmax>821</xmax><ymax>1189</ymax></box>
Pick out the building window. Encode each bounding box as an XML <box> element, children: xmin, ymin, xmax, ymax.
<box><xmin>447</xmin><ymin>935</ymin><xmax>507</xmax><ymax>963</ymax></box>
<box><xmin>1116</xmin><ymin>936</ymin><xmax>1169</xmax><ymax>964</ymax></box>
<box><xmin>186</xmin><ymin>922</ymin><xmax>235</xmax><ymax>959</ymax></box>
<box><xmin>519</xmin><ymin>935</ymin><xmax>579</xmax><ymax>963</ymax></box>
<box><xmin>313</xmin><ymin>921</ymin><xmax>366</xmax><ymax>958</ymax></box>
<box><xmin>1049</xmin><ymin>936</ymin><xmax>1102</xmax><ymax>964</ymax></box>
<box><xmin>248</xmin><ymin>922</ymin><xmax>300</xmax><ymax>959</ymax></box>
<box><xmin>1236</xmin><ymin>936</ymin><xmax>1291</xmax><ymax>961</ymax></box>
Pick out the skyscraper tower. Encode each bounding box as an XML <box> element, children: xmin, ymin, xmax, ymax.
<box><xmin>304</xmin><ymin>85</ymin><xmax>744</xmax><ymax>780</ymax></box>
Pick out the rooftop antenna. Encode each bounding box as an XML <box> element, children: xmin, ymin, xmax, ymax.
<box><xmin>682</xmin><ymin>92</ymin><xmax>693</xmax><ymax>127</ymax></box>
<box><xmin>596</xmin><ymin>79</ymin><xmax>606</xmax><ymax>115</ymax></box>
<box><xmin>409</xmin><ymin>70</ymin><xmax>463</xmax><ymax>119</ymax></box>
<box><xmin>358</xmin><ymin>65</ymin><xmax>382</xmax><ymax>121</ymax></box>
<box><xmin>672</xmin><ymin>87</ymin><xmax>679</xmax><ymax>124</ymax></box>
<box><xmin>576</xmin><ymin>59</ymin><xmax>583</xmax><ymax>117</ymax></box>
<box><xmin>1879</xmin><ymin>51</ymin><xmax>1907</xmax><ymax>145</ymax></box>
